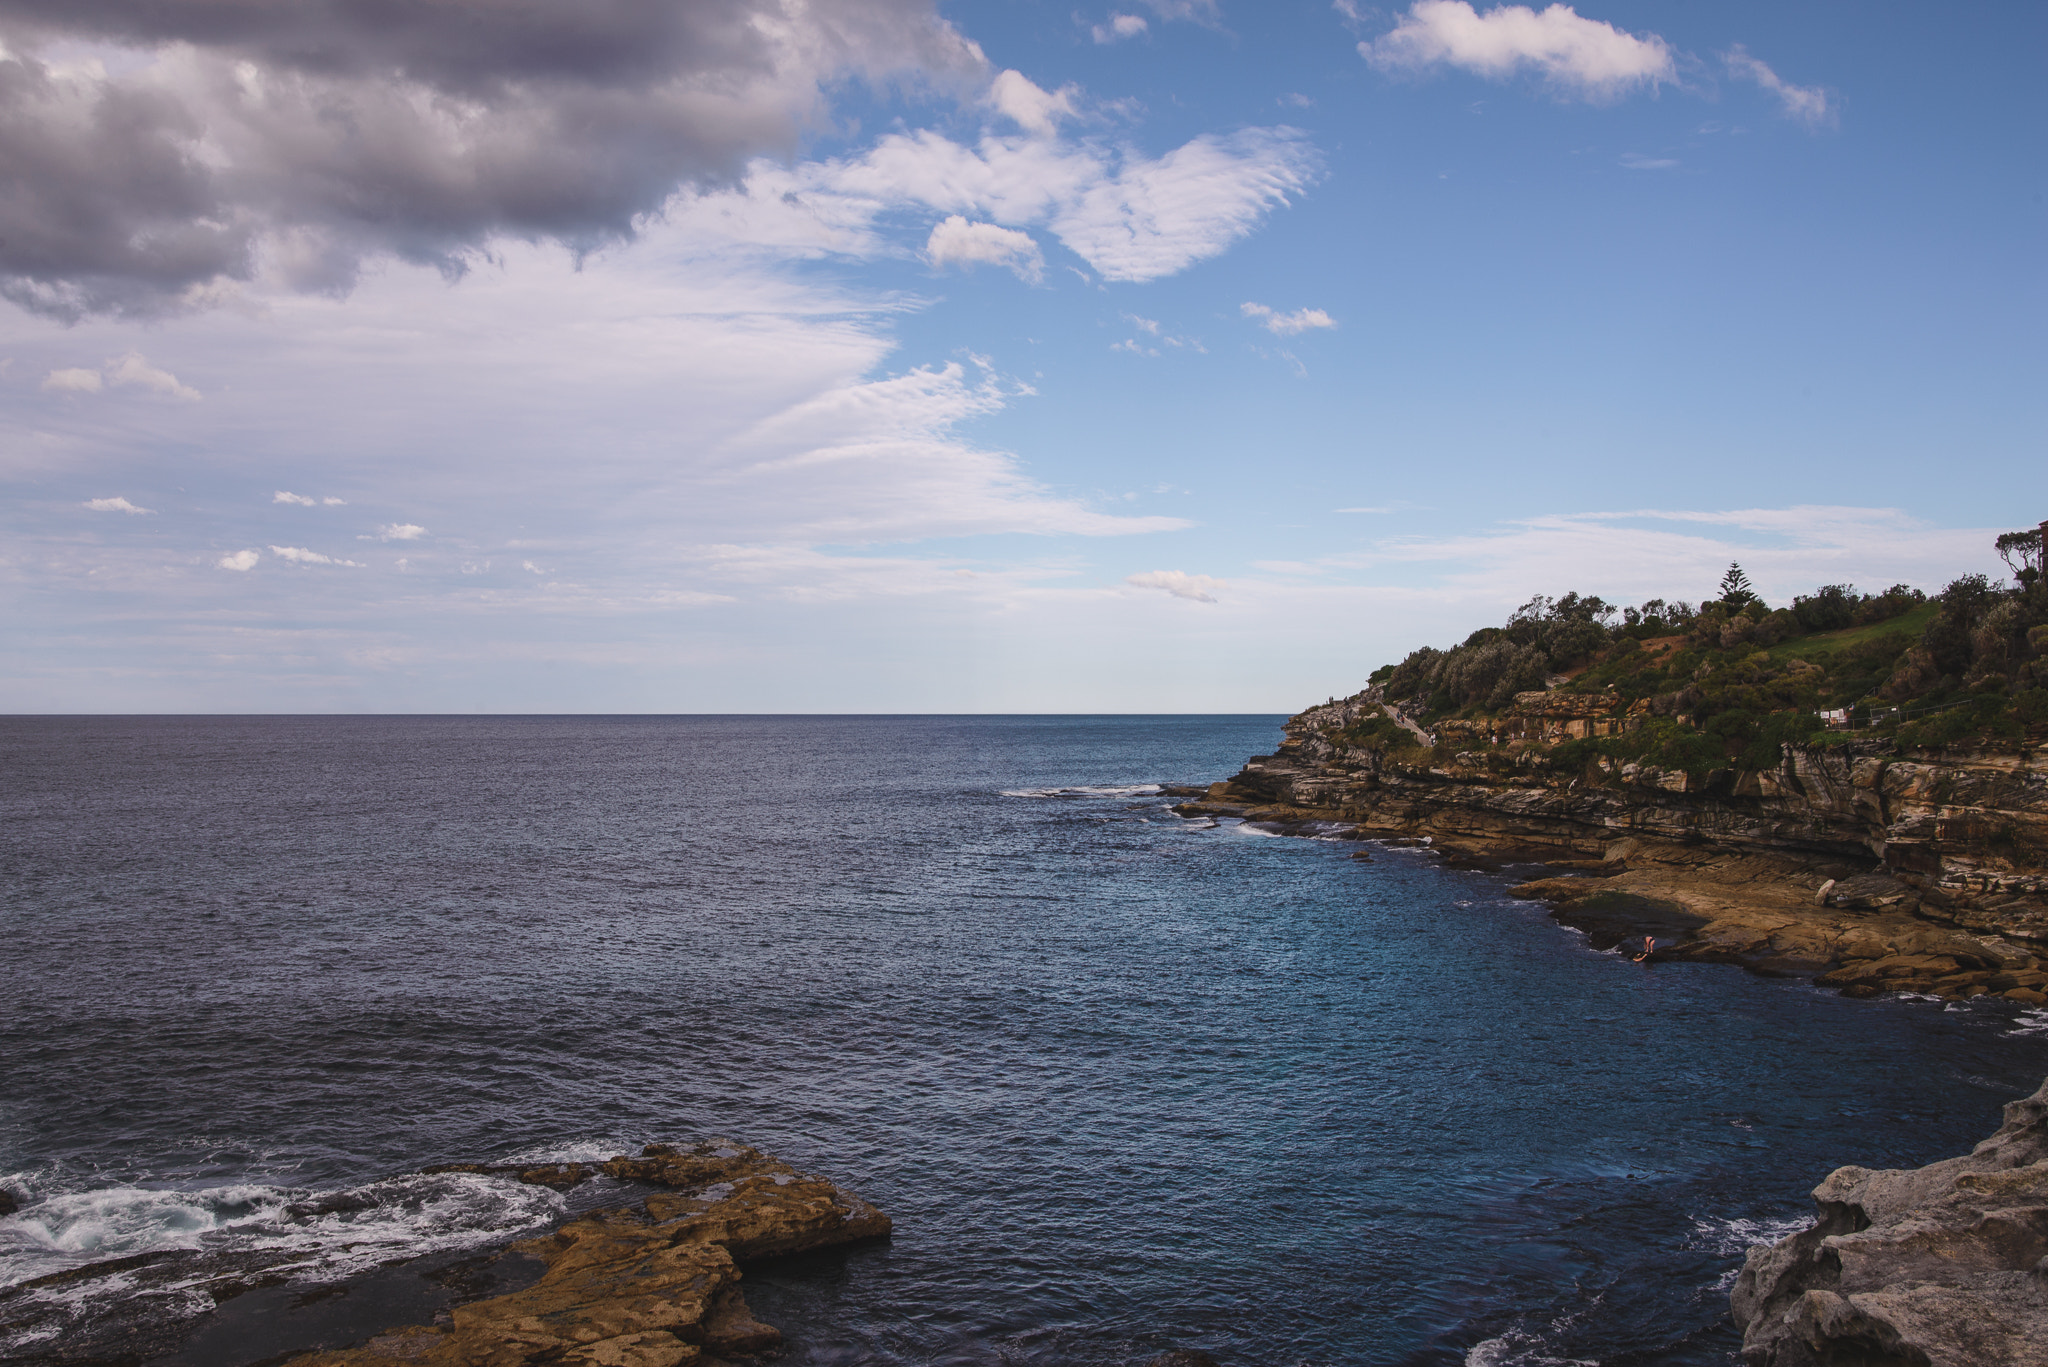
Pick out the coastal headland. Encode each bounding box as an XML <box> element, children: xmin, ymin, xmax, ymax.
<box><xmin>1181</xmin><ymin>548</ymin><xmax>2048</xmax><ymax>1003</ymax></box>
<box><xmin>1177</xmin><ymin>710</ymin><xmax>2048</xmax><ymax>1002</ymax></box>
<box><xmin>287</xmin><ymin>1141</ymin><xmax>889</xmax><ymax>1367</ymax></box>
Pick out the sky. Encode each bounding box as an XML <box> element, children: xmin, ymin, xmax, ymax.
<box><xmin>1</xmin><ymin>0</ymin><xmax>2041</xmax><ymax>712</ymax></box>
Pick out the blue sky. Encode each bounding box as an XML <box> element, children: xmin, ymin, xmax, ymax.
<box><xmin>1</xmin><ymin>0</ymin><xmax>2040</xmax><ymax>711</ymax></box>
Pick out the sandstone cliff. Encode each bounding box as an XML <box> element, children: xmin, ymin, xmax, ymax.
<box><xmin>1183</xmin><ymin>692</ymin><xmax>2048</xmax><ymax>999</ymax></box>
<box><xmin>1731</xmin><ymin>1074</ymin><xmax>2048</xmax><ymax>1367</ymax></box>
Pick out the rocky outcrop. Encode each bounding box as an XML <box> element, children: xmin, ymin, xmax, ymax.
<box><xmin>1181</xmin><ymin>693</ymin><xmax>2048</xmax><ymax>996</ymax></box>
<box><xmin>288</xmin><ymin>1141</ymin><xmax>889</xmax><ymax>1367</ymax></box>
<box><xmin>1731</xmin><ymin>1074</ymin><xmax>2048</xmax><ymax>1367</ymax></box>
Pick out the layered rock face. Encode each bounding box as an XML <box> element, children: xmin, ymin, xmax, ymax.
<box><xmin>1731</xmin><ymin>1075</ymin><xmax>2048</xmax><ymax>1367</ymax></box>
<box><xmin>289</xmin><ymin>1141</ymin><xmax>890</xmax><ymax>1367</ymax></box>
<box><xmin>1183</xmin><ymin>695</ymin><xmax>2048</xmax><ymax>995</ymax></box>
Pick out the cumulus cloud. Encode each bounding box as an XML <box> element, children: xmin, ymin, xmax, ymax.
<box><xmin>986</xmin><ymin>69</ymin><xmax>1077</xmax><ymax>137</ymax></box>
<box><xmin>323</xmin><ymin>497</ymin><xmax>347</xmax><ymax>505</ymax></box>
<box><xmin>925</xmin><ymin>216</ymin><xmax>1044</xmax><ymax>281</ymax></box>
<box><xmin>104</xmin><ymin>351</ymin><xmax>201</xmax><ymax>400</ymax></box>
<box><xmin>1242</xmin><ymin>302</ymin><xmax>1336</xmax><ymax>335</ymax></box>
<box><xmin>216</xmin><ymin>548</ymin><xmax>259</xmax><ymax>571</ymax></box>
<box><xmin>1093</xmin><ymin>14</ymin><xmax>1150</xmax><ymax>43</ymax></box>
<box><xmin>38</xmin><ymin>353</ymin><xmax>197</xmax><ymax>398</ymax></box>
<box><xmin>1363</xmin><ymin>1</ymin><xmax>1673</xmax><ymax>101</ymax></box>
<box><xmin>376</xmin><ymin>523</ymin><xmax>428</xmax><ymax>541</ymax></box>
<box><xmin>1724</xmin><ymin>46</ymin><xmax>1832</xmax><ymax>126</ymax></box>
<box><xmin>41</xmin><ymin>367</ymin><xmax>102</xmax><ymax>393</ymax></box>
<box><xmin>273</xmin><ymin>490</ymin><xmax>316</xmax><ymax>506</ymax></box>
<box><xmin>84</xmin><ymin>496</ymin><xmax>152</xmax><ymax>513</ymax></box>
<box><xmin>0</xmin><ymin>0</ymin><xmax>987</xmax><ymax>318</ymax></box>
<box><xmin>269</xmin><ymin>544</ymin><xmax>363</xmax><ymax>566</ymax></box>
<box><xmin>1126</xmin><ymin>569</ymin><xmax>1222</xmax><ymax>602</ymax></box>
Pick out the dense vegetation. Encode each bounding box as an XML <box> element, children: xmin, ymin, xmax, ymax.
<box><xmin>1352</xmin><ymin>527</ymin><xmax>2048</xmax><ymax>776</ymax></box>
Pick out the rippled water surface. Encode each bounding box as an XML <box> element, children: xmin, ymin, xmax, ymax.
<box><xmin>3</xmin><ymin>716</ymin><xmax>2044</xmax><ymax>1366</ymax></box>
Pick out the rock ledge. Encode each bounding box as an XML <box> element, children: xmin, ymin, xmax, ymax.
<box><xmin>289</xmin><ymin>1140</ymin><xmax>890</xmax><ymax>1367</ymax></box>
<box><xmin>1732</xmin><ymin>1075</ymin><xmax>2048</xmax><ymax>1366</ymax></box>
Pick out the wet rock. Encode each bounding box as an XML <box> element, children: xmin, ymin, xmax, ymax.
<box><xmin>1145</xmin><ymin>1353</ymin><xmax>1222</xmax><ymax>1367</ymax></box>
<box><xmin>1732</xmin><ymin>1075</ymin><xmax>2048</xmax><ymax>1366</ymax></box>
<box><xmin>0</xmin><ymin>1189</ymin><xmax>17</xmax><ymax>1216</ymax></box>
<box><xmin>289</xmin><ymin>1141</ymin><xmax>888</xmax><ymax>1367</ymax></box>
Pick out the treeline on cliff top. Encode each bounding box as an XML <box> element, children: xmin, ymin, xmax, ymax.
<box><xmin>1350</xmin><ymin>523</ymin><xmax>2048</xmax><ymax>775</ymax></box>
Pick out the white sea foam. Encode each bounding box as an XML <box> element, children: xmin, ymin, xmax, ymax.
<box><xmin>2008</xmin><ymin>1007</ymin><xmax>2048</xmax><ymax>1036</ymax></box>
<box><xmin>1463</xmin><ymin>1329</ymin><xmax>1598</xmax><ymax>1366</ymax></box>
<box><xmin>0</xmin><ymin>1171</ymin><xmax>564</xmax><ymax>1352</ymax></box>
<box><xmin>998</xmin><ymin>783</ymin><xmax>1163</xmax><ymax>799</ymax></box>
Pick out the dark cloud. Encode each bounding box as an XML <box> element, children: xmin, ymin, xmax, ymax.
<box><xmin>0</xmin><ymin>0</ymin><xmax>984</xmax><ymax>318</ymax></box>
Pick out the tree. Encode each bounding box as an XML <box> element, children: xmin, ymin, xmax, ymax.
<box><xmin>1718</xmin><ymin>563</ymin><xmax>1759</xmax><ymax>611</ymax></box>
<box><xmin>1995</xmin><ymin>527</ymin><xmax>2043</xmax><ymax>587</ymax></box>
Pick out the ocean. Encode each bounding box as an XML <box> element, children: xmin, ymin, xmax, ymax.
<box><xmin>2</xmin><ymin>715</ymin><xmax>2043</xmax><ymax>1367</ymax></box>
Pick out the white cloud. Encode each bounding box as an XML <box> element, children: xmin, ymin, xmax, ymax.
<box><xmin>1047</xmin><ymin>129</ymin><xmax>1318</xmax><ymax>281</ymax></box>
<box><xmin>1125</xmin><ymin>314</ymin><xmax>1162</xmax><ymax>334</ymax></box>
<box><xmin>986</xmin><ymin>70</ymin><xmax>1078</xmax><ymax>137</ymax></box>
<box><xmin>674</xmin><ymin>115</ymin><xmax>1316</xmax><ymax>286</ymax></box>
<box><xmin>1141</xmin><ymin>0</ymin><xmax>1223</xmax><ymax>24</ymax></box>
<box><xmin>42</xmin><ymin>367</ymin><xmax>103</xmax><ymax>394</ymax></box>
<box><xmin>274</xmin><ymin>490</ymin><xmax>317</xmax><ymax>505</ymax></box>
<box><xmin>323</xmin><ymin>497</ymin><xmax>347</xmax><ymax>505</ymax></box>
<box><xmin>105</xmin><ymin>352</ymin><xmax>202</xmax><ymax>401</ymax></box>
<box><xmin>377</xmin><ymin>523</ymin><xmax>428</xmax><ymax>541</ymax></box>
<box><xmin>1363</xmin><ymin>1</ymin><xmax>1674</xmax><ymax>102</ymax></box>
<box><xmin>217</xmin><ymin>549</ymin><xmax>260</xmax><ymax>571</ymax></box>
<box><xmin>1242</xmin><ymin>302</ymin><xmax>1337</xmax><ymax>335</ymax></box>
<box><xmin>39</xmin><ymin>354</ymin><xmax>199</xmax><ymax>400</ymax></box>
<box><xmin>1724</xmin><ymin>46</ymin><xmax>1832</xmax><ymax>126</ymax></box>
<box><xmin>269</xmin><ymin>544</ymin><xmax>365</xmax><ymax>566</ymax></box>
<box><xmin>1325</xmin><ymin>506</ymin><xmax>1998</xmax><ymax>605</ymax></box>
<box><xmin>84</xmin><ymin>496</ymin><xmax>154</xmax><ymax>513</ymax></box>
<box><xmin>1093</xmin><ymin>14</ymin><xmax>1150</xmax><ymax>43</ymax></box>
<box><xmin>925</xmin><ymin>216</ymin><xmax>1045</xmax><ymax>282</ymax></box>
<box><xmin>1126</xmin><ymin>569</ymin><xmax>1223</xmax><ymax>602</ymax></box>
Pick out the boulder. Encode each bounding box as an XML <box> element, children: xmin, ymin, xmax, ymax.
<box><xmin>287</xmin><ymin>1141</ymin><xmax>888</xmax><ymax>1367</ymax></box>
<box><xmin>1731</xmin><ymin>1075</ymin><xmax>2048</xmax><ymax>1366</ymax></box>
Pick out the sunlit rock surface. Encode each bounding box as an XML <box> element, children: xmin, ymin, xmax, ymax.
<box><xmin>289</xmin><ymin>1141</ymin><xmax>889</xmax><ymax>1367</ymax></box>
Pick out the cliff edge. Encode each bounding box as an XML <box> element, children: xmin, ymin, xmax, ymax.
<box><xmin>1731</xmin><ymin>1075</ymin><xmax>2048</xmax><ymax>1367</ymax></box>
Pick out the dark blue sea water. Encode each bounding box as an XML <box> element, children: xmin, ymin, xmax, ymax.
<box><xmin>1</xmin><ymin>716</ymin><xmax>2043</xmax><ymax>1367</ymax></box>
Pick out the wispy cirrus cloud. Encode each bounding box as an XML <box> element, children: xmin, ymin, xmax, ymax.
<box><xmin>269</xmin><ymin>545</ymin><xmax>364</xmax><ymax>567</ymax></box>
<box><xmin>1242</xmin><ymin>302</ymin><xmax>1336</xmax><ymax>335</ymax></box>
<box><xmin>1126</xmin><ymin>569</ymin><xmax>1223</xmax><ymax>602</ymax></box>
<box><xmin>1723</xmin><ymin>46</ymin><xmax>1832</xmax><ymax>127</ymax></box>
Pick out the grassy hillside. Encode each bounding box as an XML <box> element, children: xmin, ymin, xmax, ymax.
<box><xmin>1356</xmin><ymin>537</ymin><xmax>2048</xmax><ymax>776</ymax></box>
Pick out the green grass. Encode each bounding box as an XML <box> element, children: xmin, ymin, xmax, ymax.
<box><xmin>1762</xmin><ymin>600</ymin><xmax>1937</xmax><ymax>666</ymax></box>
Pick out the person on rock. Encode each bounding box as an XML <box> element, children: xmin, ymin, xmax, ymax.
<box><xmin>1633</xmin><ymin>935</ymin><xmax>1655</xmax><ymax>963</ymax></box>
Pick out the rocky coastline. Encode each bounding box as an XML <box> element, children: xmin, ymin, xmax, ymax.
<box><xmin>286</xmin><ymin>1140</ymin><xmax>889</xmax><ymax>1367</ymax></box>
<box><xmin>1732</xmin><ymin>1074</ymin><xmax>2048</xmax><ymax>1366</ymax></box>
<box><xmin>1178</xmin><ymin>692</ymin><xmax>2048</xmax><ymax>1002</ymax></box>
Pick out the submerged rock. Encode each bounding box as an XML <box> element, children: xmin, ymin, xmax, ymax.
<box><xmin>1731</xmin><ymin>1075</ymin><xmax>2048</xmax><ymax>1366</ymax></box>
<box><xmin>289</xmin><ymin>1140</ymin><xmax>889</xmax><ymax>1367</ymax></box>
